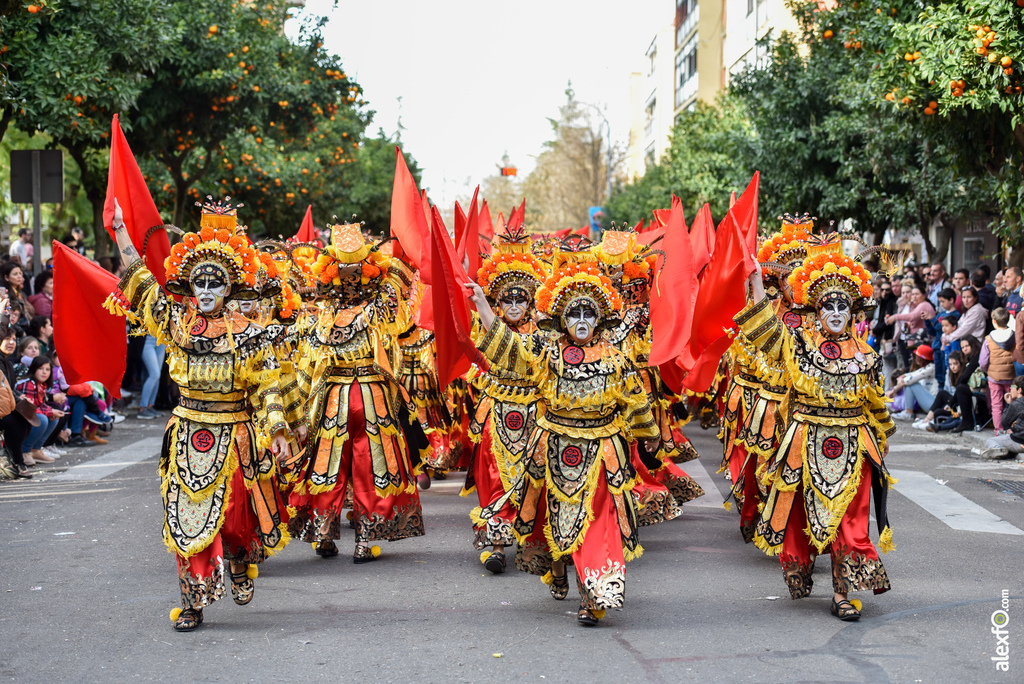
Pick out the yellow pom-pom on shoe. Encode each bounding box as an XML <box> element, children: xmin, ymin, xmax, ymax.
<box><xmin>540</xmin><ymin>571</ymin><xmax>554</xmax><ymax>586</ymax></box>
<box><xmin>370</xmin><ymin>545</ymin><xmax>382</xmax><ymax>558</ymax></box>
<box><xmin>345</xmin><ymin>511</ymin><xmax>355</xmax><ymax>521</ymax></box>
<box><xmin>722</xmin><ymin>501</ymin><xmax>733</xmax><ymax>512</ymax></box>
<box><xmin>591</xmin><ymin>609</ymin><xmax>606</xmax><ymax>619</ymax></box>
<box><xmin>170</xmin><ymin>607</ymin><xmax>183</xmax><ymax>623</ymax></box>
<box><xmin>849</xmin><ymin>599</ymin><xmax>862</xmax><ymax>611</ymax></box>
<box><xmin>246</xmin><ymin>564</ymin><xmax>258</xmax><ymax>580</ymax></box>
<box><xmin>479</xmin><ymin>551</ymin><xmax>492</xmax><ymax>565</ymax></box>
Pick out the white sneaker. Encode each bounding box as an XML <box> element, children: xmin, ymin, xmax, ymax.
<box><xmin>111</xmin><ymin>412</ymin><xmax>126</xmax><ymax>424</ymax></box>
<box><xmin>892</xmin><ymin>411</ymin><xmax>914</xmax><ymax>421</ymax></box>
<box><xmin>52</xmin><ymin>447</ymin><xmax>68</xmax><ymax>456</ymax></box>
<box><xmin>41</xmin><ymin>447</ymin><xmax>61</xmax><ymax>460</ymax></box>
<box><xmin>977</xmin><ymin>448</ymin><xmax>1010</xmax><ymax>460</ymax></box>
<box><xmin>912</xmin><ymin>420</ymin><xmax>929</xmax><ymax>430</ymax></box>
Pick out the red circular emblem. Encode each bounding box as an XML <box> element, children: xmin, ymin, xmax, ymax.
<box><xmin>820</xmin><ymin>341</ymin><xmax>842</xmax><ymax>360</ymax></box>
<box><xmin>191</xmin><ymin>429</ymin><xmax>216</xmax><ymax>453</ymax></box>
<box><xmin>561</xmin><ymin>445</ymin><xmax>583</xmax><ymax>468</ymax></box>
<box><xmin>562</xmin><ymin>345</ymin><xmax>585</xmax><ymax>365</ymax></box>
<box><xmin>783</xmin><ymin>311</ymin><xmax>802</xmax><ymax>329</ymax></box>
<box><xmin>822</xmin><ymin>437</ymin><xmax>843</xmax><ymax>459</ymax></box>
<box><xmin>190</xmin><ymin>317</ymin><xmax>208</xmax><ymax>335</ymax></box>
<box><xmin>503</xmin><ymin>410</ymin><xmax>525</xmax><ymax>431</ymax></box>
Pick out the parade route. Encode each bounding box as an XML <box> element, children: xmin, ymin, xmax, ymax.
<box><xmin>1</xmin><ymin>419</ymin><xmax>1020</xmax><ymax>683</ymax></box>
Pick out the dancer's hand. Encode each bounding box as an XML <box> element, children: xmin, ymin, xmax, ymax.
<box><xmin>271</xmin><ymin>430</ymin><xmax>290</xmax><ymax>466</ymax></box>
<box><xmin>465</xmin><ymin>281</ymin><xmax>495</xmax><ymax>330</ymax></box>
<box><xmin>296</xmin><ymin>425</ymin><xmax>307</xmax><ymax>444</ymax></box>
<box><xmin>643</xmin><ymin>438</ymin><xmax>661</xmax><ymax>454</ymax></box>
<box><xmin>746</xmin><ymin>255</ymin><xmax>765</xmax><ymax>303</ymax></box>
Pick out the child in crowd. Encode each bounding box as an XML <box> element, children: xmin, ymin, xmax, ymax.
<box><xmin>975</xmin><ymin>375</ymin><xmax>1024</xmax><ymax>460</ymax></box>
<box><xmin>888</xmin><ymin>345</ymin><xmax>937</xmax><ymax>421</ymax></box>
<box><xmin>939</xmin><ymin>317</ymin><xmax>961</xmax><ymax>389</ymax></box>
<box><xmin>926</xmin><ymin>288</ymin><xmax>961</xmax><ymax>388</ymax></box>
<box><xmin>981</xmin><ymin>307</ymin><xmax>1016</xmax><ymax>434</ymax></box>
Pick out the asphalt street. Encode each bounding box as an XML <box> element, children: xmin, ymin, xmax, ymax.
<box><xmin>1</xmin><ymin>417</ymin><xmax>1021</xmax><ymax>683</ymax></box>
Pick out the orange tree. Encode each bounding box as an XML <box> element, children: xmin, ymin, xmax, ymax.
<box><xmin>0</xmin><ymin>0</ymin><xmax>166</xmax><ymax>242</ymax></box>
<box><xmin>863</xmin><ymin>0</ymin><xmax>1024</xmax><ymax>240</ymax></box>
<box><xmin>131</xmin><ymin>1</ymin><xmax>362</xmax><ymax>229</ymax></box>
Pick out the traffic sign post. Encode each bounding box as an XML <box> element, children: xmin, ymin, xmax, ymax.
<box><xmin>10</xmin><ymin>149</ymin><xmax>64</xmax><ymax>274</ymax></box>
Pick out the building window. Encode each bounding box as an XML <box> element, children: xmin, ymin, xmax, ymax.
<box><xmin>644</xmin><ymin>144</ymin><xmax>656</xmax><ymax>169</ymax></box>
<box><xmin>747</xmin><ymin>0</ymin><xmax>753</xmax><ymax>16</ymax></box>
<box><xmin>675</xmin><ymin>35</ymin><xmax>698</xmax><ymax>108</ymax></box>
<box><xmin>675</xmin><ymin>0</ymin><xmax>698</xmax><ymax>47</ymax></box>
<box><xmin>644</xmin><ymin>95</ymin><xmax>656</xmax><ymax>138</ymax></box>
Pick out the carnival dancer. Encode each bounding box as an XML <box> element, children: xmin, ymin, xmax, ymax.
<box><xmin>723</xmin><ymin>216</ymin><xmax>811</xmax><ymax>542</ymax></box>
<box><xmin>110</xmin><ymin>198</ymin><xmax>291</xmax><ymax>632</ymax></box>
<box><xmin>466</xmin><ymin>254</ymin><xmax>659</xmax><ymax>626</ymax></box>
<box><xmin>463</xmin><ymin>222</ymin><xmax>548</xmax><ymax>574</ymax></box>
<box><xmin>737</xmin><ymin>232</ymin><xmax>896</xmax><ymax>621</ymax></box>
<box><xmin>594</xmin><ymin>228</ymin><xmax>704</xmax><ymax>525</ymax></box>
<box><xmin>287</xmin><ymin>223</ymin><xmax>424</xmax><ymax>562</ymax></box>
<box><xmin>397</xmin><ymin>321</ymin><xmax>458</xmax><ymax>487</ymax></box>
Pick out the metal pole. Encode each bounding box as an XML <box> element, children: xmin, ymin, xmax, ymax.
<box><xmin>31</xmin><ymin>150</ymin><xmax>42</xmax><ymax>275</ymax></box>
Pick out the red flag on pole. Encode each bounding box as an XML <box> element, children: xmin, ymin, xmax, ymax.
<box><xmin>648</xmin><ymin>196</ymin><xmax>693</xmax><ymax>367</ymax></box>
<box><xmin>680</xmin><ymin>174</ymin><xmax>759</xmax><ymax>392</ymax></box>
<box><xmin>428</xmin><ymin>206</ymin><xmax>482</xmax><ymax>388</ymax></box>
<box><xmin>51</xmin><ymin>242</ymin><xmax>127</xmax><ymax>398</ymax></box>
<box><xmin>459</xmin><ymin>187</ymin><xmax>482</xmax><ymax>282</ymax></box>
<box><xmin>102</xmin><ymin>114</ymin><xmax>168</xmax><ymax>287</ymax></box>
<box><xmin>453</xmin><ymin>201</ymin><xmax>468</xmax><ymax>255</ymax></box>
<box><xmin>689</xmin><ymin>203</ymin><xmax>715</xmax><ymax>279</ymax></box>
<box><xmin>295</xmin><ymin>204</ymin><xmax>317</xmax><ymax>243</ymax></box>
<box><xmin>389</xmin><ymin>147</ymin><xmax>429</xmax><ymax>270</ymax></box>
<box><xmin>478</xmin><ymin>200</ymin><xmax>494</xmax><ymax>241</ymax></box>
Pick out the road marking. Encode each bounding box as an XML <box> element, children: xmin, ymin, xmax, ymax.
<box><xmin>0</xmin><ymin>487</ymin><xmax>122</xmax><ymax>501</ymax></box>
<box><xmin>678</xmin><ymin>458</ymin><xmax>724</xmax><ymax>508</ymax></box>
<box><xmin>889</xmin><ymin>469</ymin><xmax>1024</xmax><ymax>536</ymax></box>
<box><xmin>939</xmin><ymin>462</ymin><xmax>1024</xmax><ymax>471</ymax></box>
<box><xmin>50</xmin><ymin>437</ymin><xmax>163</xmax><ymax>482</ymax></box>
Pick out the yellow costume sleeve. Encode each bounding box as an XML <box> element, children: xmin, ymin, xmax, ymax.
<box><xmin>475</xmin><ymin>319</ymin><xmax>544</xmax><ymax>383</ymax></box>
<box><xmin>620</xmin><ymin>363</ymin><xmax>659</xmax><ymax>440</ymax></box>
<box><xmin>244</xmin><ymin>341</ymin><xmax>287</xmax><ymax>448</ymax></box>
<box><xmin>734</xmin><ymin>296</ymin><xmax>785</xmax><ymax>363</ymax></box>
<box><xmin>117</xmin><ymin>261</ymin><xmax>170</xmax><ymax>342</ymax></box>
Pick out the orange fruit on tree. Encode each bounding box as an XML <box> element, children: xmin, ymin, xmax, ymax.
<box><xmin>27</xmin><ymin>5</ymin><xmax>39</xmax><ymax>14</ymax></box>
<box><xmin>928</xmin><ymin>100</ymin><xmax>938</xmax><ymax>109</ymax></box>
<box><xmin>824</xmin><ymin>30</ymin><xmax>833</xmax><ymax>39</ymax></box>
<box><xmin>1001</xmin><ymin>57</ymin><xmax>1012</xmax><ymax>67</ymax></box>
<box><xmin>208</xmin><ymin>25</ymin><xmax>218</xmax><ymax>34</ymax></box>
<box><xmin>923</xmin><ymin>107</ymin><xmax>935</xmax><ymax>115</ymax></box>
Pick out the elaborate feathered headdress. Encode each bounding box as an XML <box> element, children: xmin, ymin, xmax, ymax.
<box><xmin>476</xmin><ymin>221</ymin><xmax>549</xmax><ymax>301</ymax></box>
<box><xmin>757</xmin><ymin>214</ymin><xmax>814</xmax><ymax>276</ymax></box>
<box><xmin>789</xmin><ymin>233</ymin><xmax>874</xmax><ymax>310</ymax></box>
<box><xmin>311</xmin><ymin>221</ymin><xmax>390</xmax><ymax>291</ymax></box>
<box><xmin>164</xmin><ymin>197</ymin><xmax>273</xmax><ymax>300</ymax></box>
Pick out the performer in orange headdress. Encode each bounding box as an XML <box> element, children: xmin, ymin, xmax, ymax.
<box><xmin>467</xmin><ymin>243</ymin><xmax>658</xmax><ymax>626</ymax></box>
<box><xmin>720</xmin><ymin>215</ymin><xmax>812</xmax><ymax>542</ymax></box>
<box><xmin>110</xmin><ymin>197</ymin><xmax>291</xmax><ymax>632</ymax></box>
<box><xmin>737</xmin><ymin>231</ymin><xmax>896</xmax><ymax>621</ymax></box>
<box><xmin>464</xmin><ymin>221</ymin><xmax>548</xmax><ymax>574</ymax></box>
<box><xmin>593</xmin><ymin>228</ymin><xmax>705</xmax><ymax>526</ymax></box>
<box><xmin>287</xmin><ymin>222</ymin><xmax>424</xmax><ymax>563</ymax></box>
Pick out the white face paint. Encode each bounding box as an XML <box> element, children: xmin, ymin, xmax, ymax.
<box><xmin>563</xmin><ymin>302</ymin><xmax>599</xmax><ymax>344</ymax></box>
<box><xmin>238</xmin><ymin>300</ymin><xmax>257</xmax><ymax>315</ymax></box>
<box><xmin>498</xmin><ymin>290</ymin><xmax>530</xmax><ymax>325</ymax></box>
<box><xmin>818</xmin><ymin>298</ymin><xmax>852</xmax><ymax>335</ymax></box>
<box><xmin>192</xmin><ymin>274</ymin><xmax>228</xmax><ymax>314</ymax></box>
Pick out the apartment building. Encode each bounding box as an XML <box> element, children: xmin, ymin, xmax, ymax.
<box><xmin>627</xmin><ymin>0</ymin><xmax>797</xmax><ymax>179</ymax></box>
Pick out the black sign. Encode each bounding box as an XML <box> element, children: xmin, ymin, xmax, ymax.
<box><xmin>10</xmin><ymin>150</ymin><xmax>65</xmax><ymax>203</ymax></box>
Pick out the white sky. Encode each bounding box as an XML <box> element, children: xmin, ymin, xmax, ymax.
<box><xmin>297</xmin><ymin>0</ymin><xmax>672</xmax><ymax>208</ymax></box>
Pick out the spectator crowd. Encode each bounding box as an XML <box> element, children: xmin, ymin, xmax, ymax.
<box><xmin>0</xmin><ymin>228</ymin><xmax>167</xmax><ymax>480</ymax></box>
<box><xmin>867</xmin><ymin>261</ymin><xmax>1024</xmax><ymax>461</ymax></box>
